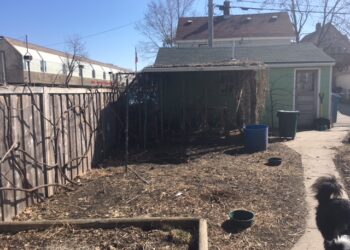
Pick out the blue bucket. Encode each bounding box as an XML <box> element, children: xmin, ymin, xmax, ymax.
<box><xmin>244</xmin><ymin>124</ymin><xmax>268</xmax><ymax>153</ymax></box>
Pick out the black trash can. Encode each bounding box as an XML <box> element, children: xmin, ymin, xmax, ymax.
<box><xmin>331</xmin><ymin>93</ymin><xmax>341</xmax><ymax>123</ymax></box>
<box><xmin>277</xmin><ymin>110</ymin><xmax>299</xmax><ymax>139</ymax></box>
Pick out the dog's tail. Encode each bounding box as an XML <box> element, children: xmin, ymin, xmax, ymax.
<box><xmin>311</xmin><ymin>175</ymin><xmax>343</xmax><ymax>203</ymax></box>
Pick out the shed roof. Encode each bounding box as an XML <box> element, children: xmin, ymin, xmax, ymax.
<box><xmin>176</xmin><ymin>12</ymin><xmax>295</xmax><ymax>42</ymax></box>
<box><xmin>145</xmin><ymin>47</ymin><xmax>264</xmax><ymax>72</ymax></box>
<box><xmin>151</xmin><ymin>43</ymin><xmax>334</xmax><ymax>70</ymax></box>
<box><xmin>235</xmin><ymin>43</ymin><xmax>335</xmax><ymax>64</ymax></box>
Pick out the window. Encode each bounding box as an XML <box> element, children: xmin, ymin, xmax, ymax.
<box><xmin>103</xmin><ymin>72</ymin><xmax>106</xmax><ymax>80</ymax></box>
<box><xmin>296</xmin><ymin>70</ymin><xmax>318</xmax><ymax>92</ymax></box>
<box><xmin>62</xmin><ymin>64</ymin><xmax>67</xmax><ymax>75</ymax></box>
<box><xmin>79</xmin><ymin>68</ymin><xmax>83</xmax><ymax>77</ymax></box>
<box><xmin>92</xmin><ymin>69</ymin><xmax>96</xmax><ymax>79</ymax></box>
<box><xmin>40</xmin><ymin>60</ymin><xmax>47</xmax><ymax>72</ymax></box>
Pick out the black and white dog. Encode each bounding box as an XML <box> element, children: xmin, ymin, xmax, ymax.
<box><xmin>312</xmin><ymin>176</ymin><xmax>350</xmax><ymax>250</ymax></box>
<box><xmin>325</xmin><ymin>235</ymin><xmax>350</xmax><ymax>250</ymax></box>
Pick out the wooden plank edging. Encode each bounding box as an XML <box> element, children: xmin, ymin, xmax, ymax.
<box><xmin>198</xmin><ymin>219</ymin><xmax>208</xmax><ymax>250</ymax></box>
<box><xmin>0</xmin><ymin>217</ymin><xmax>208</xmax><ymax>250</ymax></box>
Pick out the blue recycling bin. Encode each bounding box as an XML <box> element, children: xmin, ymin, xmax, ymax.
<box><xmin>331</xmin><ymin>93</ymin><xmax>341</xmax><ymax>123</ymax></box>
<box><xmin>244</xmin><ymin>124</ymin><xmax>268</xmax><ymax>153</ymax></box>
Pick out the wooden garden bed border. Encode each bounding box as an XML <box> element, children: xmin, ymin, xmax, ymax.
<box><xmin>0</xmin><ymin>217</ymin><xmax>208</xmax><ymax>250</ymax></box>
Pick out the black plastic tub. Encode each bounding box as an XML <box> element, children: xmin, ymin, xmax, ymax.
<box><xmin>267</xmin><ymin>157</ymin><xmax>282</xmax><ymax>166</ymax></box>
<box><xmin>228</xmin><ymin>210</ymin><xmax>254</xmax><ymax>228</ymax></box>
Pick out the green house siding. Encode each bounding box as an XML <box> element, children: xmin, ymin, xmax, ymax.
<box><xmin>262</xmin><ymin>65</ymin><xmax>332</xmax><ymax>128</ymax></box>
<box><xmin>261</xmin><ymin>68</ymin><xmax>295</xmax><ymax>128</ymax></box>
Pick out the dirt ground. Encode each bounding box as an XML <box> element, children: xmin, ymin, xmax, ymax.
<box><xmin>334</xmin><ymin>135</ymin><xmax>350</xmax><ymax>196</ymax></box>
<box><xmin>0</xmin><ymin>226</ymin><xmax>193</xmax><ymax>250</ymax></box>
<box><xmin>3</xmin><ymin>136</ymin><xmax>306</xmax><ymax>250</ymax></box>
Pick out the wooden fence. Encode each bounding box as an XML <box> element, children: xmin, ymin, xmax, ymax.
<box><xmin>0</xmin><ymin>85</ymin><xmax>120</xmax><ymax>221</ymax></box>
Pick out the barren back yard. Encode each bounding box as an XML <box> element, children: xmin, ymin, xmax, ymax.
<box><xmin>2</xmin><ymin>137</ymin><xmax>306</xmax><ymax>249</ymax></box>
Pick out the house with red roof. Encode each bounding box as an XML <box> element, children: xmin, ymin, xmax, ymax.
<box><xmin>175</xmin><ymin>11</ymin><xmax>295</xmax><ymax>48</ymax></box>
<box><xmin>145</xmin><ymin>1</ymin><xmax>335</xmax><ymax>129</ymax></box>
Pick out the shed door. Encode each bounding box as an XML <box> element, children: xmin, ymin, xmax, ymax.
<box><xmin>295</xmin><ymin>70</ymin><xmax>318</xmax><ymax>128</ymax></box>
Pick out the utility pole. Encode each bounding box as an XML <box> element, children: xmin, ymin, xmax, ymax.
<box><xmin>208</xmin><ymin>0</ymin><xmax>214</xmax><ymax>47</ymax></box>
<box><xmin>23</xmin><ymin>35</ymin><xmax>33</xmax><ymax>85</ymax></box>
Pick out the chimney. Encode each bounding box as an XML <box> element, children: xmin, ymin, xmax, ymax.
<box><xmin>223</xmin><ymin>0</ymin><xmax>230</xmax><ymax>17</ymax></box>
<box><xmin>208</xmin><ymin>0</ymin><xmax>214</xmax><ymax>48</ymax></box>
<box><xmin>316</xmin><ymin>23</ymin><xmax>321</xmax><ymax>32</ymax></box>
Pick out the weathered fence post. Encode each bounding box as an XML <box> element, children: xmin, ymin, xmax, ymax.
<box><xmin>42</xmin><ymin>87</ymin><xmax>54</xmax><ymax>196</ymax></box>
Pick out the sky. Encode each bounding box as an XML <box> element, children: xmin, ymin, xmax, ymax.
<box><xmin>0</xmin><ymin>0</ymin><xmax>318</xmax><ymax>71</ymax></box>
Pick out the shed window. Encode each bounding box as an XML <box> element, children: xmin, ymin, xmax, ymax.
<box><xmin>296</xmin><ymin>70</ymin><xmax>318</xmax><ymax>92</ymax></box>
<box><xmin>40</xmin><ymin>60</ymin><xmax>47</xmax><ymax>72</ymax></box>
<box><xmin>92</xmin><ymin>69</ymin><xmax>96</xmax><ymax>79</ymax></box>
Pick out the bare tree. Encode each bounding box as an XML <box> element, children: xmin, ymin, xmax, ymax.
<box><xmin>312</xmin><ymin>0</ymin><xmax>350</xmax><ymax>46</ymax></box>
<box><xmin>64</xmin><ymin>35</ymin><xmax>87</xmax><ymax>87</ymax></box>
<box><xmin>135</xmin><ymin>0</ymin><xmax>196</xmax><ymax>58</ymax></box>
<box><xmin>263</xmin><ymin>0</ymin><xmax>312</xmax><ymax>43</ymax></box>
<box><xmin>263</xmin><ymin>0</ymin><xmax>350</xmax><ymax>44</ymax></box>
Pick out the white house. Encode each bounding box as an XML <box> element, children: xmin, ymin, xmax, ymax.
<box><xmin>0</xmin><ymin>36</ymin><xmax>130</xmax><ymax>86</ymax></box>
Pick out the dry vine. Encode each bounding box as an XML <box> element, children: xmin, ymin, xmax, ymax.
<box><xmin>0</xmin><ymin>84</ymin><xmax>119</xmax><ymax>213</ymax></box>
<box><xmin>0</xmin><ymin>75</ymin><xmax>152</xmax><ymax>219</ymax></box>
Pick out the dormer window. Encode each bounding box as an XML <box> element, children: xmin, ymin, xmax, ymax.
<box><xmin>270</xmin><ymin>16</ymin><xmax>278</xmax><ymax>22</ymax></box>
<box><xmin>242</xmin><ymin>17</ymin><xmax>252</xmax><ymax>23</ymax></box>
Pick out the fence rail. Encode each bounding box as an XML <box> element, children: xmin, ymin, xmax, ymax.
<box><xmin>0</xmin><ymin>85</ymin><xmax>119</xmax><ymax>221</ymax></box>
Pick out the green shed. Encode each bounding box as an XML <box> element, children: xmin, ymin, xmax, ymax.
<box><xmin>142</xmin><ymin>48</ymin><xmax>269</xmax><ymax>138</ymax></box>
<box><xmin>149</xmin><ymin>44</ymin><xmax>335</xmax><ymax>130</ymax></box>
<box><xmin>234</xmin><ymin>43</ymin><xmax>335</xmax><ymax>128</ymax></box>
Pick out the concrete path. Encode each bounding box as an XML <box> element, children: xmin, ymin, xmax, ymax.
<box><xmin>286</xmin><ymin>111</ymin><xmax>350</xmax><ymax>250</ymax></box>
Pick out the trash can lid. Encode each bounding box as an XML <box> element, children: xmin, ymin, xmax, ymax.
<box><xmin>245</xmin><ymin>124</ymin><xmax>268</xmax><ymax>130</ymax></box>
<box><xmin>277</xmin><ymin>110</ymin><xmax>300</xmax><ymax>113</ymax></box>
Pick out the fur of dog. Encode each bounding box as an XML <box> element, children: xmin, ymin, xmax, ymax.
<box><xmin>324</xmin><ymin>235</ymin><xmax>350</xmax><ymax>250</ymax></box>
<box><xmin>312</xmin><ymin>176</ymin><xmax>350</xmax><ymax>249</ymax></box>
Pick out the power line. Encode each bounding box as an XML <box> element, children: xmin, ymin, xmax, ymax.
<box><xmin>231</xmin><ymin>5</ymin><xmax>350</xmax><ymax>15</ymax></box>
<box><xmin>45</xmin><ymin>20</ymin><xmax>139</xmax><ymax>47</ymax></box>
<box><xmin>82</xmin><ymin>21</ymin><xmax>138</xmax><ymax>39</ymax></box>
<box><xmin>236</xmin><ymin>0</ymin><xmax>334</xmax><ymax>9</ymax></box>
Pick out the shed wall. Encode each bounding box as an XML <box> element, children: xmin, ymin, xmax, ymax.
<box><xmin>162</xmin><ymin>71</ymin><xmax>257</xmax><ymax>131</ymax></box>
<box><xmin>261</xmin><ymin>66</ymin><xmax>331</xmax><ymax>129</ymax></box>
